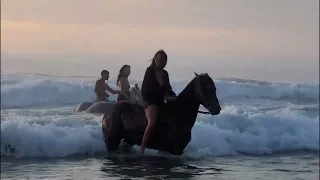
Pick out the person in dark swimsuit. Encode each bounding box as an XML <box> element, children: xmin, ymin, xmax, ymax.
<box><xmin>94</xmin><ymin>70</ymin><xmax>120</xmax><ymax>102</ymax></box>
<box><xmin>117</xmin><ymin>65</ymin><xmax>134</xmax><ymax>103</ymax></box>
<box><xmin>140</xmin><ymin>49</ymin><xmax>177</xmax><ymax>154</ymax></box>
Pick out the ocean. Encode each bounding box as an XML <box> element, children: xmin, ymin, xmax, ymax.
<box><xmin>1</xmin><ymin>72</ymin><xmax>319</xmax><ymax>180</ymax></box>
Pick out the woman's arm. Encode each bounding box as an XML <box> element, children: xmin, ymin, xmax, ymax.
<box><xmin>105</xmin><ymin>83</ymin><xmax>120</xmax><ymax>94</ymax></box>
<box><xmin>163</xmin><ymin>70</ymin><xmax>176</xmax><ymax>97</ymax></box>
<box><xmin>119</xmin><ymin>77</ymin><xmax>133</xmax><ymax>101</ymax></box>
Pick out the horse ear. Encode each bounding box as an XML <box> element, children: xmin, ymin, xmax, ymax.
<box><xmin>194</xmin><ymin>72</ymin><xmax>199</xmax><ymax>77</ymax></box>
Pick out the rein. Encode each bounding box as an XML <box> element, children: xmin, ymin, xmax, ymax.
<box><xmin>132</xmin><ymin>82</ymin><xmax>211</xmax><ymax>115</ymax></box>
<box><xmin>198</xmin><ymin>110</ymin><xmax>210</xmax><ymax>115</ymax></box>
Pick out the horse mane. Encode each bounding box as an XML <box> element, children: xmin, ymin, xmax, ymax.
<box><xmin>177</xmin><ymin>73</ymin><xmax>208</xmax><ymax>100</ymax></box>
<box><xmin>164</xmin><ymin>73</ymin><xmax>212</xmax><ymax>127</ymax></box>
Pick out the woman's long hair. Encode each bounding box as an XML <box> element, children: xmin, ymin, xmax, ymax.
<box><xmin>149</xmin><ymin>49</ymin><xmax>167</xmax><ymax>68</ymax></box>
<box><xmin>117</xmin><ymin>65</ymin><xmax>130</xmax><ymax>85</ymax></box>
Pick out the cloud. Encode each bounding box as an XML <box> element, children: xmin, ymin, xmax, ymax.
<box><xmin>1</xmin><ymin>0</ymin><xmax>318</xmax><ymax>58</ymax></box>
<box><xmin>0</xmin><ymin>20</ymin><xmax>261</xmax><ymax>55</ymax></box>
<box><xmin>2</xmin><ymin>0</ymin><xmax>318</xmax><ymax>30</ymax></box>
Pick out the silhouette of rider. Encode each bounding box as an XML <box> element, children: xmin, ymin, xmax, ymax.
<box><xmin>94</xmin><ymin>70</ymin><xmax>119</xmax><ymax>102</ymax></box>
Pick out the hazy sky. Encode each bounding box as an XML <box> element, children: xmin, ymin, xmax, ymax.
<box><xmin>1</xmin><ymin>0</ymin><xmax>319</xmax><ymax>83</ymax></box>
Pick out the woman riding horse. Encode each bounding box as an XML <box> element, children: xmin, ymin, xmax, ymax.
<box><xmin>117</xmin><ymin>65</ymin><xmax>135</xmax><ymax>103</ymax></box>
<box><xmin>140</xmin><ymin>49</ymin><xmax>177</xmax><ymax>154</ymax></box>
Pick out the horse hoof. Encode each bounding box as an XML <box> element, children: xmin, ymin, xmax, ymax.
<box><xmin>167</xmin><ymin>144</ymin><xmax>183</xmax><ymax>155</ymax></box>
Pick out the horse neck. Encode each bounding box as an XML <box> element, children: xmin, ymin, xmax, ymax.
<box><xmin>176</xmin><ymin>79</ymin><xmax>200</xmax><ymax>128</ymax></box>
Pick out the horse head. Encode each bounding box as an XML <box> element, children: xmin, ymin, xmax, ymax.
<box><xmin>193</xmin><ymin>72</ymin><xmax>221</xmax><ymax>115</ymax></box>
<box><xmin>164</xmin><ymin>73</ymin><xmax>221</xmax><ymax>154</ymax></box>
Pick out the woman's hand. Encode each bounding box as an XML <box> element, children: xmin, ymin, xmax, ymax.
<box><xmin>165</xmin><ymin>95</ymin><xmax>177</xmax><ymax>102</ymax></box>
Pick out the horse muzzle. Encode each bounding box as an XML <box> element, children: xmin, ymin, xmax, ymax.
<box><xmin>207</xmin><ymin>106</ymin><xmax>221</xmax><ymax>115</ymax></box>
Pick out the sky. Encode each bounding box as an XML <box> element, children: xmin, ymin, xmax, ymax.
<box><xmin>1</xmin><ymin>0</ymin><xmax>319</xmax><ymax>83</ymax></box>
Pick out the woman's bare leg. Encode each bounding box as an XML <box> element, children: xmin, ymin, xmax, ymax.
<box><xmin>140</xmin><ymin>105</ymin><xmax>158</xmax><ymax>154</ymax></box>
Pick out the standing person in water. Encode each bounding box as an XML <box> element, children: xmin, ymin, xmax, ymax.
<box><xmin>117</xmin><ymin>65</ymin><xmax>135</xmax><ymax>103</ymax></box>
<box><xmin>140</xmin><ymin>49</ymin><xmax>177</xmax><ymax>154</ymax></box>
<box><xmin>94</xmin><ymin>70</ymin><xmax>120</xmax><ymax>102</ymax></box>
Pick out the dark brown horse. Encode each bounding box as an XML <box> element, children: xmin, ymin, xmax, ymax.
<box><xmin>102</xmin><ymin>73</ymin><xmax>221</xmax><ymax>155</ymax></box>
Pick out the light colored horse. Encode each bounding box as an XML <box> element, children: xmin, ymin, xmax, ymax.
<box><xmin>74</xmin><ymin>84</ymin><xmax>144</xmax><ymax>114</ymax></box>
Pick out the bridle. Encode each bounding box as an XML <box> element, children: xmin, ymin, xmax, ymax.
<box><xmin>195</xmin><ymin>75</ymin><xmax>210</xmax><ymax>115</ymax></box>
<box><xmin>198</xmin><ymin>110</ymin><xmax>210</xmax><ymax>115</ymax></box>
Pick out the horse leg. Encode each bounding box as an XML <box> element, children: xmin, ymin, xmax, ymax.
<box><xmin>102</xmin><ymin>114</ymin><xmax>123</xmax><ymax>151</ymax></box>
<box><xmin>179</xmin><ymin>132</ymin><xmax>192</xmax><ymax>151</ymax></box>
<box><xmin>165</xmin><ymin>132</ymin><xmax>185</xmax><ymax>156</ymax></box>
<box><xmin>119</xmin><ymin>140</ymin><xmax>134</xmax><ymax>152</ymax></box>
<box><xmin>167</xmin><ymin>145</ymin><xmax>184</xmax><ymax>155</ymax></box>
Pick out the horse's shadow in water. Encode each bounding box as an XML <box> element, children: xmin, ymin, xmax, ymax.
<box><xmin>100</xmin><ymin>154</ymin><xmax>222</xmax><ymax>179</ymax></box>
